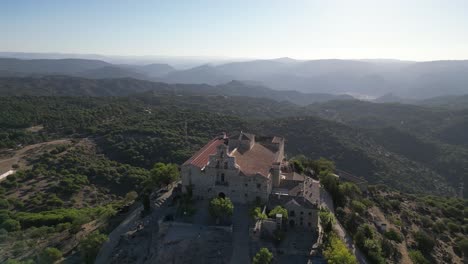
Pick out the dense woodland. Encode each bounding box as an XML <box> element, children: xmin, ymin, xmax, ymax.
<box><xmin>1</xmin><ymin>92</ymin><xmax>467</xmax><ymax>197</ymax></box>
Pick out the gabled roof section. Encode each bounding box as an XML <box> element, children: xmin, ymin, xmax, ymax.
<box><xmin>182</xmin><ymin>138</ymin><xmax>225</xmax><ymax>168</ymax></box>
<box><xmin>230</xmin><ymin>142</ymin><xmax>276</xmax><ymax>177</ymax></box>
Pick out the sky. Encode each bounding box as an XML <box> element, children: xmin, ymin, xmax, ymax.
<box><xmin>1</xmin><ymin>0</ymin><xmax>468</xmax><ymax>61</ymax></box>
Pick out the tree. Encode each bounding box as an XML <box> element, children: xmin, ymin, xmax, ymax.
<box><xmin>290</xmin><ymin>159</ymin><xmax>305</xmax><ymax>174</ymax></box>
<box><xmin>79</xmin><ymin>231</ymin><xmax>108</xmax><ymax>264</ymax></box>
<box><xmin>268</xmin><ymin>206</ymin><xmax>288</xmax><ymax>220</ymax></box>
<box><xmin>38</xmin><ymin>247</ymin><xmax>62</xmax><ymax>264</ymax></box>
<box><xmin>251</xmin><ymin>207</ymin><xmax>267</xmax><ymax>220</ymax></box>
<box><xmin>319</xmin><ymin>209</ymin><xmax>335</xmax><ymax>233</ymax></box>
<box><xmin>319</xmin><ymin>171</ymin><xmax>345</xmax><ymax>207</ymax></box>
<box><xmin>147</xmin><ymin>162</ymin><xmax>179</xmax><ymax>188</ymax></box>
<box><xmin>252</xmin><ymin>247</ymin><xmax>273</xmax><ymax>264</ymax></box>
<box><xmin>323</xmin><ymin>233</ymin><xmax>357</xmax><ymax>264</ymax></box>
<box><xmin>312</xmin><ymin>158</ymin><xmax>335</xmax><ymax>175</ymax></box>
<box><xmin>209</xmin><ymin>197</ymin><xmax>234</xmax><ymax>222</ymax></box>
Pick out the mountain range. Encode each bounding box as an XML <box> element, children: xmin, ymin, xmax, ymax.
<box><xmin>1</xmin><ymin>56</ymin><xmax>468</xmax><ymax>100</ymax></box>
<box><xmin>0</xmin><ymin>76</ymin><xmax>352</xmax><ymax>105</ymax></box>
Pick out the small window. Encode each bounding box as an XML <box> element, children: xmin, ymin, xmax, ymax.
<box><xmin>257</xmin><ymin>183</ymin><xmax>261</xmax><ymax>189</ymax></box>
<box><xmin>244</xmin><ymin>193</ymin><xmax>248</xmax><ymax>197</ymax></box>
<box><xmin>308</xmin><ymin>212</ymin><xmax>312</xmax><ymax>216</ymax></box>
<box><xmin>221</xmin><ymin>173</ymin><xmax>225</xmax><ymax>182</ymax></box>
<box><xmin>216</xmin><ymin>161</ymin><xmax>220</xmax><ymax>168</ymax></box>
<box><xmin>245</xmin><ymin>183</ymin><xmax>248</xmax><ymax>187</ymax></box>
<box><xmin>224</xmin><ymin>162</ymin><xmax>228</xmax><ymax>169</ymax></box>
<box><xmin>220</xmin><ymin>151</ymin><xmax>224</xmax><ymax>158</ymax></box>
<box><xmin>308</xmin><ymin>222</ymin><xmax>311</xmax><ymax>227</ymax></box>
<box><xmin>290</xmin><ymin>210</ymin><xmax>295</xmax><ymax>217</ymax></box>
<box><xmin>300</xmin><ymin>211</ymin><xmax>304</xmax><ymax>215</ymax></box>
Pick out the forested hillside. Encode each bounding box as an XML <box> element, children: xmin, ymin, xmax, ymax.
<box><xmin>1</xmin><ymin>95</ymin><xmax>465</xmax><ymax>197</ymax></box>
<box><xmin>0</xmin><ymin>76</ymin><xmax>351</xmax><ymax>105</ymax></box>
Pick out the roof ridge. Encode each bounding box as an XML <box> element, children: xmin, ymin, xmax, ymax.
<box><xmin>182</xmin><ymin>138</ymin><xmax>222</xmax><ymax>166</ymax></box>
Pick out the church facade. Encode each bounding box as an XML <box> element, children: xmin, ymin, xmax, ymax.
<box><xmin>181</xmin><ymin>132</ymin><xmax>284</xmax><ymax>204</ymax></box>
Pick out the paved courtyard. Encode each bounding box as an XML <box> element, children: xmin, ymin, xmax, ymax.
<box><xmin>230</xmin><ymin>204</ymin><xmax>251</xmax><ymax>264</ymax></box>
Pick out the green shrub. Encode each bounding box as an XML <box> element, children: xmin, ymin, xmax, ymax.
<box><xmin>409</xmin><ymin>250</ymin><xmax>430</xmax><ymax>264</ymax></box>
<box><xmin>447</xmin><ymin>222</ymin><xmax>460</xmax><ymax>233</ymax></box>
<box><xmin>414</xmin><ymin>231</ymin><xmax>435</xmax><ymax>254</ymax></box>
<box><xmin>46</xmin><ymin>194</ymin><xmax>64</xmax><ymax>207</ymax></box>
<box><xmin>38</xmin><ymin>247</ymin><xmax>62</xmax><ymax>264</ymax></box>
<box><xmin>268</xmin><ymin>206</ymin><xmax>288</xmax><ymax>220</ymax></box>
<box><xmin>433</xmin><ymin>219</ymin><xmax>447</xmax><ymax>233</ymax></box>
<box><xmin>253</xmin><ymin>247</ymin><xmax>273</xmax><ymax>264</ymax></box>
<box><xmin>79</xmin><ymin>231</ymin><xmax>108</xmax><ymax>264</ymax></box>
<box><xmin>384</xmin><ymin>229</ymin><xmax>403</xmax><ymax>243</ymax></box>
<box><xmin>420</xmin><ymin>215</ymin><xmax>433</xmax><ymax>228</ymax></box>
<box><xmin>351</xmin><ymin>200</ymin><xmax>366</xmax><ymax>215</ymax></box>
<box><xmin>250</xmin><ymin>207</ymin><xmax>267</xmax><ymax>220</ymax></box>
<box><xmin>0</xmin><ymin>198</ymin><xmax>10</xmax><ymax>209</ymax></box>
<box><xmin>1</xmin><ymin>219</ymin><xmax>21</xmax><ymax>231</ymax></box>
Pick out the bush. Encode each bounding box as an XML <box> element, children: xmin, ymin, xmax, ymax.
<box><xmin>419</xmin><ymin>215</ymin><xmax>433</xmax><ymax>228</ymax></box>
<box><xmin>433</xmin><ymin>219</ymin><xmax>446</xmax><ymax>233</ymax></box>
<box><xmin>38</xmin><ymin>247</ymin><xmax>62</xmax><ymax>264</ymax></box>
<box><xmin>384</xmin><ymin>229</ymin><xmax>403</xmax><ymax>243</ymax></box>
<box><xmin>251</xmin><ymin>207</ymin><xmax>267</xmax><ymax>220</ymax></box>
<box><xmin>1</xmin><ymin>219</ymin><xmax>21</xmax><ymax>231</ymax></box>
<box><xmin>268</xmin><ymin>206</ymin><xmax>288</xmax><ymax>220</ymax></box>
<box><xmin>46</xmin><ymin>194</ymin><xmax>64</xmax><ymax>207</ymax></box>
<box><xmin>0</xmin><ymin>198</ymin><xmax>10</xmax><ymax>209</ymax></box>
<box><xmin>409</xmin><ymin>250</ymin><xmax>430</xmax><ymax>264</ymax></box>
<box><xmin>79</xmin><ymin>231</ymin><xmax>108</xmax><ymax>264</ymax></box>
<box><xmin>447</xmin><ymin>222</ymin><xmax>460</xmax><ymax>233</ymax></box>
<box><xmin>209</xmin><ymin>197</ymin><xmax>234</xmax><ymax>221</ymax></box>
<box><xmin>351</xmin><ymin>200</ymin><xmax>366</xmax><ymax>215</ymax></box>
<box><xmin>457</xmin><ymin>238</ymin><xmax>468</xmax><ymax>258</ymax></box>
<box><xmin>414</xmin><ymin>231</ymin><xmax>435</xmax><ymax>254</ymax></box>
<box><xmin>252</xmin><ymin>247</ymin><xmax>273</xmax><ymax>264</ymax></box>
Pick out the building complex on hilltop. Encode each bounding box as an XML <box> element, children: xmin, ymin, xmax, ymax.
<box><xmin>181</xmin><ymin>132</ymin><xmax>320</xmax><ymax>230</ymax></box>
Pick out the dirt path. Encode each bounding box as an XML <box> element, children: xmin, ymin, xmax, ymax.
<box><xmin>0</xmin><ymin>139</ymin><xmax>72</xmax><ymax>174</ymax></box>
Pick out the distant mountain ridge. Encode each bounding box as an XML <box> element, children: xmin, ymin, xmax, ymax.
<box><xmin>2</xmin><ymin>57</ymin><xmax>468</xmax><ymax>99</ymax></box>
<box><xmin>0</xmin><ymin>76</ymin><xmax>352</xmax><ymax>105</ymax></box>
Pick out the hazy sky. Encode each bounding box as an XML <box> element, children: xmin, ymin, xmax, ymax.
<box><xmin>2</xmin><ymin>0</ymin><xmax>468</xmax><ymax>60</ymax></box>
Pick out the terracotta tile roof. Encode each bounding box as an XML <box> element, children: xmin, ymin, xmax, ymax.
<box><xmin>268</xmin><ymin>194</ymin><xmax>318</xmax><ymax>209</ymax></box>
<box><xmin>271</xmin><ymin>177</ymin><xmax>320</xmax><ymax>206</ymax></box>
<box><xmin>182</xmin><ymin>138</ymin><xmax>225</xmax><ymax>168</ymax></box>
<box><xmin>231</xmin><ymin>143</ymin><xmax>276</xmax><ymax>177</ymax></box>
